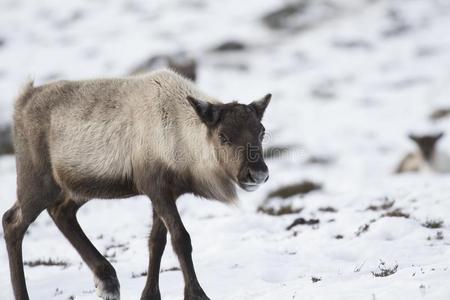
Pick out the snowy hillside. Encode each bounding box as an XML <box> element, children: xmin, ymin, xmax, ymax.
<box><xmin>1</xmin><ymin>0</ymin><xmax>450</xmax><ymax>299</ymax></box>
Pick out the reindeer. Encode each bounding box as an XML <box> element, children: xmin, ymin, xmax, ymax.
<box><xmin>2</xmin><ymin>69</ymin><xmax>271</xmax><ymax>300</ymax></box>
<box><xmin>396</xmin><ymin>132</ymin><xmax>450</xmax><ymax>173</ymax></box>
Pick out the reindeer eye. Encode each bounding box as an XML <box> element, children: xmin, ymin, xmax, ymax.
<box><xmin>219</xmin><ymin>133</ymin><xmax>230</xmax><ymax>145</ymax></box>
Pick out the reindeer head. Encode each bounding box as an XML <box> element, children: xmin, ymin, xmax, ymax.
<box><xmin>187</xmin><ymin>94</ymin><xmax>271</xmax><ymax>192</ymax></box>
<box><xmin>409</xmin><ymin>132</ymin><xmax>444</xmax><ymax>161</ymax></box>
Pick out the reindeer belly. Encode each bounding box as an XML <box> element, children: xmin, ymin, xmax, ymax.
<box><xmin>55</xmin><ymin>167</ymin><xmax>137</xmax><ymax>199</ymax></box>
<box><xmin>50</xmin><ymin>120</ymin><xmax>137</xmax><ymax>199</ymax></box>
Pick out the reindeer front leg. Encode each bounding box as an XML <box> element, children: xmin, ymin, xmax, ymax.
<box><xmin>149</xmin><ymin>194</ymin><xmax>210</xmax><ymax>300</ymax></box>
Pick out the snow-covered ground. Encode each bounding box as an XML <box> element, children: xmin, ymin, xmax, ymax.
<box><xmin>1</xmin><ymin>0</ymin><xmax>450</xmax><ymax>299</ymax></box>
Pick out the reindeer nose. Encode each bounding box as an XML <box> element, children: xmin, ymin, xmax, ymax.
<box><xmin>248</xmin><ymin>168</ymin><xmax>269</xmax><ymax>184</ymax></box>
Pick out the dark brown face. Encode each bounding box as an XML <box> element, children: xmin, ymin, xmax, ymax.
<box><xmin>409</xmin><ymin>132</ymin><xmax>444</xmax><ymax>161</ymax></box>
<box><xmin>187</xmin><ymin>94</ymin><xmax>271</xmax><ymax>192</ymax></box>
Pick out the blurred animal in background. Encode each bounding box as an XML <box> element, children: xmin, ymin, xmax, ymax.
<box><xmin>2</xmin><ymin>69</ymin><xmax>271</xmax><ymax>300</ymax></box>
<box><xmin>0</xmin><ymin>125</ymin><xmax>14</xmax><ymax>155</ymax></box>
<box><xmin>396</xmin><ymin>132</ymin><xmax>450</xmax><ymax>173</ymax></box>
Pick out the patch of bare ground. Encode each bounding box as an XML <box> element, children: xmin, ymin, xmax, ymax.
<box><xmin>267</xmin><ymin>180</ymin><xmax>322</xmax><ymax>200</ymax></box>
<box><xmin>257</xmin><ymin>204</ymin><xmax>303</xmax><ymax>216</ymax></box>
<box><xmin>427</xmin><ymin>231</ymin><xmax>444</xmax><ymax>241</ymax></box>
<box><xmin>286</xmin><ymin>217</ymin><xmax>320</xmax><ymax>230</ymax></box>
<box><xmin>318</xmin><ymin>206</ymin><xmax>338</xmax><ymax>213</ymax></box>
<box><xmin>422</xmin><ymin>219</ymin><xmax>444</xmax><ymax>229</ymax></box>
<box><xmin>54</xmin><ymin>288</ymin><xmax>63</xmax><ymax>296</ymax></box>
<box><xmin>131</xmin><ymin>271</ymin><xmax>147</xmax><ymax>278</ymax></box>
<box><xmin>366</xmin><ymin>198</ymin><xmax>395</xmax><ymax>211</ymax></box>
<box><xmin>104</xmin><ymin>241</ymin><xmax>129</xmax><ymax>263</ymax></box>
<box><xmin>355</xmin><ymin>223</ymin><xmax>370</xmax><ymax>236</ymax></box>
<box><xmin>259</xmin><ymin>180</ymin><xmax>321</xmax><ymax>216</ymax></box>
<box><xmin>355</xmin><ymin>219</ymin><xmax>377</xmax><ymax>237</ymax></box>
<box><xmin>356</xmin><ymin>205</ymin><xmax>410</xmax><ymax>236</ymax></box>
<box><xmin>381</xmin><ymin>208</ymin><xmax>410</xmax><ymax>218</ymax></box>
<box><xmin>132</xmin><ymin>267</ymin><xmax>181</xmax><ymax>278</ymax></box>
<box><xmin>161</xmin><ymin>266</ymin><xmax>181</xmax><ymax>273</ymax></box>
<box><xmin>305</xmin><ymin>155</ymin><xmax>334</xmax><ymax>165</ymax></box>
<box><xmin>24</xmin><ymin>258</ymin><xmax>69</xmax><ymax>268</ymax></box>
<box><xmin>261</xmin><ymin>1</ymin><xmax>339</xmax><ymax>32</ymax></box>
<box><xmin>211</xmin><ymin>40</ymin><xmax>246</xmax><ymax>52</ymax></box>
<box><xmin>371</xmin><ymin>260</ymin><xmax>398</xmax><ymax>277</ymax></box>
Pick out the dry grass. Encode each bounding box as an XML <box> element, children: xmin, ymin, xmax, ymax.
<box><xmin>257</xmin><ymin>204</ymin><xmax>303</xmax><ymax>216</ymax></box>
<box><xmin>366</xmin><ymin>198</ymin><xmax>395</xmax><ymax>211</ymax></box>
<box><xmin>382</xmin><ymin>208</ymin><xmax>410</xmax><ymax>218</ymax></box>
<box><xmin>131</xmin><ymin>271</ymin><xmax>147</xmax><ymax>278</ymax></box>
<box><xmin>160</xmin><ymin>267</ymin><xmax>181</xmax><ymax>273</ymax></box>
<box><xmin>422</xmin><ymin>219</ymin><xmax>444</xmax><ymax>229</ymax></box>
<box><xmin>132</xmin><ymin>266</ymin><xmax>181</xmax><ymax>278</ymax></box>
<box><xmin>24</xmin><ymin>258</ymin><xmax>69</xmax><ymax>268</ymax></box>
<box><xmin>371</xmin><ymin>261</ymin><xmax>398</xmax><ymax>277</ymax></box>
<box><xmin>286</xmin><ymin>217</ymin><xmax>320</xmax><ymax>230</ymax></box>
<box><xmin>355</xmin><ymin>223</ymin><xmax>370</xmax><ymax>236</ymax></box>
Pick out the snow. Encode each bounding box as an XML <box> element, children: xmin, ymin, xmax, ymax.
<box><xmin>1</xmin><ymin>0</ymin><xmax>450</xmax><ymax>299</ymax></box>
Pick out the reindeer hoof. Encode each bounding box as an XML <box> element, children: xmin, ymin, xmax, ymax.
<box><xmin>140</xmin><ymin>289</ymin><xmax>161</xmax><ymax>300</ymax></box>
<box><xmin>185</xmin><ymin>295</ymin><xmax>211</xmax><ymax>300</ymax></box>
<box><xmin>94</xmin><ymin>275</ymin><xmax>120</xmax><ymax>300</ymax></box>
<box><xmin>185</xmin><ymin>287</ymin><xmax>210</xmax><ymax>300</ymax></box>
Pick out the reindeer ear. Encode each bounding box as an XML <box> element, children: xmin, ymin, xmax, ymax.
<box><xmin>435</xmin><ymin>132</ymin><xmax>444</xmax><ymax>140</ymax></box>
<box><xmin>408</xmin><ymin>134</ymin><xmax>418</xmax><ymax>142</ymax></box>
<box><xmin>187</xmin><ymin>96</ymin><xmax>221</xmax><ymax>126</ymax></box>
<box><xmin>249</xmin><ymin>94</ymin><xmax>271</xmax><ymax>121</ymax></box>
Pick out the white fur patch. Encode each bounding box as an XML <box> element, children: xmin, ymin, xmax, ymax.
<box><xmin>94</xmin><ymin>276</ymin><xmax>120</xmax><ymax>300</ymax></box>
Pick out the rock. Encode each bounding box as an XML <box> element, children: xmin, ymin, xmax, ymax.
<box><xmin>262</xmin><ymin>0</ymin><xmax>338</xmax><ymax>32</ymax></box>
<box><xmin>0</xmin><ymin>38</ymin><xmax>5</xmax><ymax>48</ymax></box>
<box><xmin>130</xmin><ymin>54</ymin><xmax>197</xmax><ymax>81</ymax></box>
<box><xmin>0</xmin><ymin>125</ymin><xmax>14</xmax><ymax>155</ymax></box>
<box><xmin>212</xmin><ymin>40</ymin><xmax>246</xmax><ymax>52</ymax></box>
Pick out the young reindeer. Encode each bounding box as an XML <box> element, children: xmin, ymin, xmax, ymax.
<box><xmin>2</xmin><ymin>69</ymin><xmax>271</xmax><ymax>300</ymax></box>
<box><xmin>396</xmin><ymin>132</ymin><xmax>450</xmax><ymax>173</ymax></box>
